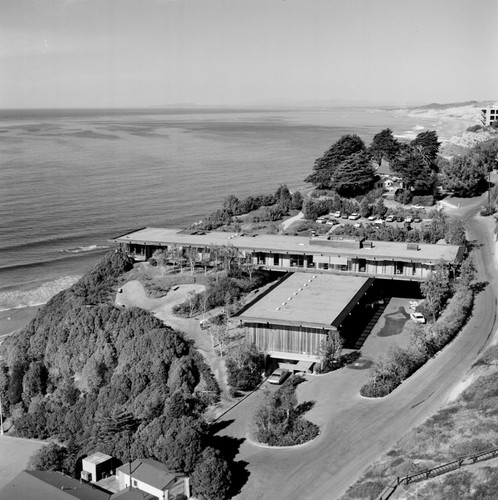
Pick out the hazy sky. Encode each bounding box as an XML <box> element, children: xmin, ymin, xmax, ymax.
<box><xmin>1</xmin><ymin>0</ymin><xmax>497</xmax><ymax>108</ymax></box>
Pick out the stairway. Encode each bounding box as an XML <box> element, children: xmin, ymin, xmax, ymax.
<box><xmin>351</xmin><ymin>298</ymin><xmax>390</xmax><ymax>349</ymax></box>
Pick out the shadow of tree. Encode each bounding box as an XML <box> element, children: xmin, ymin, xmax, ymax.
<box><xmin>295</xmin><ymin>400</ymin><xmax>315</xmax><ymax>417</ymax></box>
<box><xmin>209</xmin><ymin>419</ymin><xmax>234</xmax><ymax>435</ymax></box>
<box><xmin>206</xmin><ymin>434</ymin><xmax>249</xmax><ymax>498</ymax></box>
<box><xmin>472</xmin><ymin>281</ymin><xmax>488</xmax><ymax>295</ymax></box>
<box><xmin>346</xmin><ymin>357</ymin><xmax>374</xmax><ymax>370</ymax></box>
<box><xmin>377</xmin><ymin>306</ymin><xmax>411</xmax><ymax>337</ymax></box>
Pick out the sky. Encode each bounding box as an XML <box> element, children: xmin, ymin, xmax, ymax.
<box><xmin>1</xmin><ymin>0</ymin><xmax>497</xmax><ymax>108</ymax></box>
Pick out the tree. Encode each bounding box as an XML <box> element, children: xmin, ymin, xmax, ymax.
<box><xmin>359</xmin><ymin>197</ymin><xmax>371</xmax><ymax>218</ymax></box>
<box><xmin>27</xmin><ymin>443</ymin><xmax>68</xmax><ymax>473</ymax></box>
<box><xmin>458</xmin><ymin>256</ymin><xmax>477</xmax><ymax>288</ymax></box>
<box><xmin>331</xmin><ymin>151</ymin><xmax>376</xmax><ymax>197</ymax></box>
<box><xmin>305</xmin><ymin>134</ymin><xmax>367</xmax><ymax>189</ymax></box>
<box><xmin>441</xmin><ymin>154</ymin><xmax>488</xmax><ymax>197</ymax></box>
<box><xmin>411</xmin><ymin>130</ymin><xmax>440</xmax><ymax>165</ymax></box>
<box><xmin>225</xmin><ymin>343</ymin><xmax>265</xmax><ymax>391</ymax></box>
<box><xmin>319</xmin><ymin>331</ymin><xmax>344</xmax><ymax>372</ymax></box>
<box><xmin>369</xmin><ymin>128</ymin><xmax>400</xmax><ymax>166</ymax></box>
<box><xmin>191</xmin><ymin>447</ymin><xmax>232</xmax><ymax>500</ymax></box>
<box><xmin>274</xmin><ymin>184</ymin><xmax>292</xmax><ymax>213</ymax></box>
<box><xmin>391</xmin><ymin>146</ymin><xmax>436</xmax><ymax>194</ymax></box>
<box><xmin>290</xmin><ymin>191</ymin><xmax>304</xmax><ymax>210</ymax></box>
<box><xmin>420</xmin><ymin>261</ymin><xmax>451</xmax><ymax>321</ymax></box>
<box><xmin>445</xmin><ymin>218</ymin><xmax>467</xmax><ymax>246</ymax></box>
<box><xmin>375</xmin><ymin>198</ymin><xmax>388</xmax><ymax>218</ymax></box>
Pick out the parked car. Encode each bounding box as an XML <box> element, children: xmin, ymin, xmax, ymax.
<box><xmin>348</xmin><ymin>213</ymin><xmax>361</xmax><ymax>220</ymax></box>
<box><xmin>404</xmin><ymin>217</ymin><xmax>413</xmax><ymax>223</ymax></box>
<box><xmin>413</xmin><ymin>217</ymin><xmax>422</xmax><ymax>223</ymax></box>
<box><xmin>341</xmin><ymin>213</ymin><xmax>350</xmax><ymax>219</ymax></box>
<box><xmin>332</xmin><ymin>211</ymin><xmax>341</xmax><ymax>218</ymax></box>
<box><xmin>316</xmin><ymin>218</ymin><xmax>326</xmax><ymax>224</ymax></box>
<box><xmin>386</xmin><ymin>215</ymin><xmax>395</xmax><ymax>222</ymax></box>
<box><xmin>410</xmin><ymin>312</ymin><xmax>426</xmax><ymax>323</ymax></box>
<box><xmin>396</xmin><ymin>216</ymin><xmax>404</xmax><ymax>222</ymax></box>
<box><xmin>268</xmin><ymin>368</ymin><xmax>290</xmax><ymax>385</ymax></box>
<box><xmin>368</xmin><ymin>215</ymin><xmax>377</xmax><ymax>221</ymax></box>
<box><xmin>326</xmin><ymin>218</ymin><xmax>339</xmax><ymax>225</ymax></box>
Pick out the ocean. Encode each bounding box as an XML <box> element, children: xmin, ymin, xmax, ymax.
<box><xmin>0</xmin><ymin>107</ymin><xmax>472</xmax><ymax>327</ymax></box>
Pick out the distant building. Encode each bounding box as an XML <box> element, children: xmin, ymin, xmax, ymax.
<box><xmin>116</xmin><ymin>459</ymin><xmax>190</xmax><ymax>500</ymax></box>
<box><xmin>480</xmin><ymin>107</ymin><xmax>498</xmax><ymax>126</ymax></box>
<box><xmin>82</xmin><ymin>452</ymin><xmax>114</xmax><ymax>483</ymax></box>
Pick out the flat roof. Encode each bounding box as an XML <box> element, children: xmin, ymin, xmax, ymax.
<box><xmin>112</xmin><ymin>227</ymin><xmax>463</xmax><ymax>263</ymax></box>
<box><xmin>236</xmin><ymin>272</ymin><xmax>372</xmax><ymax>329</ymax></box>
<box><xmin>83</xmin><ymin>452</ymin><xmax>112</xmax><ymax>466</ymax></box>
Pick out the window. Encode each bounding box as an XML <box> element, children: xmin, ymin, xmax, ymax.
<box><xmin>395</xmin><ymin>261</ymin><xmax>404</xmax><ymax>274</ymax></box>
<box><xmin>273</xmin><ymin>254</ymin><xmax>279</xmax><ymax>266</ymax></box>
<box><xmin>358</xmin><ymin>259</ymin><xmax>366</xmax><ymax>272</ymax></box>
<box><xmin>133</xmin><ymin>480</ymin><xmax>137</xmax><ymax>487</ymax></box>
<box><xmin>412</xmin><ymin>264</ymin><xmax>417</xmax><ymax>275</ymax></box>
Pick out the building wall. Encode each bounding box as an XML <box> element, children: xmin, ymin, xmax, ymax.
<box><xmin>117</xmin><ymin>471</ymin><xmax>165</xmax><ymax>500</ymax></box>
<box><xmin>245</xmin><ymin>322</ymin><xmax>329</xmax><ymax>359</ymax></box>
<box><xmin>481</xmin><ymin>108</ymin><xmax>498</xmax><ymax>126</ymax></box>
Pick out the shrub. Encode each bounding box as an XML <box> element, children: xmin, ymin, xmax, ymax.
<box><xmin>412</xmin><ymin>195</ymin><xmax>434</xmax><ymax>206</ymax></box>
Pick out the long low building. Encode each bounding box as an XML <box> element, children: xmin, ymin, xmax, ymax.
<box><xmin>234</xmin><ymin>272</ymin><xmax>375</xmax><ymax>363</ymax></box>
<box><xmin>111</xmin><ymin>227</ymin><xmax>464</xmax><ymax>281</ymax></box>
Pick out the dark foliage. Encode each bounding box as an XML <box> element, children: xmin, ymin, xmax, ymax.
<box><xmin>305</xmin><ymin>134</ymin><xmax>367</xmax><ymax>189</ymax></box>
<box><xmin>226</xmin><ymin>343</ymin><xmax>265</xmax><ymax>391</ymax></box>
<box><xmin>0</xmin><ymin>249</ymin><xmax>223</xmax><ymax>481</ymax></box>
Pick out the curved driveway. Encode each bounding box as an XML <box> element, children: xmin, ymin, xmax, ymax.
<box><xmin>217</xmin><ymin>202</ymin><xmax>498</xmax><ymax>500</ymax></box>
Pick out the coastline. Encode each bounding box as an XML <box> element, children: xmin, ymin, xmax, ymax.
<box><xmin>0</xmin><ymin>305</ymin><xmax>40</xmax><ymax>338</ymax></box>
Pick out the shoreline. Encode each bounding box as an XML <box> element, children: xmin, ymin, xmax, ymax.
<box><xmin>0</xmin><ymin>305</ymin><xmax>40</xmax><ymax>338</ymax></box>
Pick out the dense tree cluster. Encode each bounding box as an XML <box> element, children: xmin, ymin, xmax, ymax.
<box><xmin>253</xmin><ymin>375</ymin><xmax>319</xmax><ymax>446</ymax></box>
<box><xmin>305</xmin><ymin>134</ymin><xmax>370</xmax><ymax>191</ymax></box>
<box><xmin>0</xmin><ymin>249</ymin><xmax>237</xmax><ymax>499</ymax></box>
<box><xmin>304</xmin><ymin>129</ymin><xmax>445</xmax><ymax>197</ymax></box>
<box><xmin>192</xmin><ymin>184</ymin><xmax>303</xmax><ymax>231</ymax></box>
<box><xmin>174</xmin><ymin>262</ymin><xmax>277</xmax><ymax>317</ymax></box>
<box><xmin>225</xmin><ymin>343</ymin><xmax>265</xmax><ymax>391</ymax></box>
<box><xmin>440</xmin><ymin>139</ymin><xmax>498</xmax><ymax>197</ymax></box>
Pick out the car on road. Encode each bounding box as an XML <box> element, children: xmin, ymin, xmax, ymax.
<box><xmin>348</xmin><ymin>213</ymin><xmax>361</xmax><ymax>220</ymax></box>
<box><xmin>268</xmin><ymin>368</ymin><xmax>290</xmax><ymax>385</ymax></box>
<box><xmin>410</xmin><ymin>312</ymin><xmax>426</xmax><ymax>323</ymax></box>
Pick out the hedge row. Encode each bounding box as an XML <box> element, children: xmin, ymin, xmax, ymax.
<box><xmin>360</xmin><ymin>285</ymin><xmax>474</xmax><ymax>398</ymax></box>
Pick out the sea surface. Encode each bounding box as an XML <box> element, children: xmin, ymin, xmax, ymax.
<box><xmin>0</xmin><ymin>107</ymin><xmax>472</xmax><ymax>324</ymax></box>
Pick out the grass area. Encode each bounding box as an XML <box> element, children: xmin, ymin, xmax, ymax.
<box><xmin>340</xmin><ymin>345</ymin><xmax>498</xmax><ymax>500</ymax></box>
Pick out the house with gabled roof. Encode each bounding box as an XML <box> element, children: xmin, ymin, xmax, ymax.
<box><xmin>116</xmin><ymin>459</ymin><xmax>190</xmax><ymax>500</ymax></box>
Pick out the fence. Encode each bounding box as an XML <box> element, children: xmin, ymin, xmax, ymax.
<box><xmin>375</xmin><ymin>446</ymin><xmax>498</xmax><ymax>500</ymax></box>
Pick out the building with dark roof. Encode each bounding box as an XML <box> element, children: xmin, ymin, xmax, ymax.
<box><xmin>0</xmin><ymin>470</ymin><xmax>112</xmax><ymax>500</ymax></box>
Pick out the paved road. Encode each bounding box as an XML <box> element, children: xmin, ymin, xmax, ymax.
<box><xmin>217</xmin><ymin>203</ymin><xmax>498</xmax><ymax>500</ymax></box>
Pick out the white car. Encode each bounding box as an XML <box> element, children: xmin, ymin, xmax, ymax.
<box><xmin>368</xmin><ymin>215</ymin><xmax>377</xmax><ymax>221</ymax></box>
<box><xmin>348</xmin><ymin>213</ymin><xmax>361</xmax><ymax>220</ymax></box>
<box><xmin>268</xmin><ymin>368</ymin><xmax>290</xmax><ymax>385</ymax></box>
<box><xmin>410</xmin><ymin>312</ymin><xmax>426</xmax><ymax>323</ymax></box>
<box><xmin>332</xmin><ymin>211</ymin><xmax>341</xmax><ymax>218</ymax></box>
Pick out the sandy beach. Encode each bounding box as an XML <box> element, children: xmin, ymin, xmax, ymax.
<box><xmin>0</xmin><ymin>305</ymin><xmax>39</xmax><ymax>339</ymax></box>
